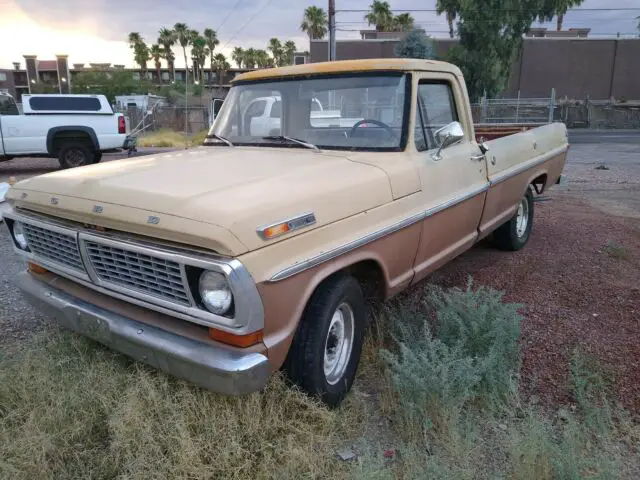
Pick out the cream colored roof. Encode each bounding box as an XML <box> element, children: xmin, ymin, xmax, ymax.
<box><xmin>233</xmin><ymin>58</ymin><xmax>462</xmax><ymax>83</ymax></box>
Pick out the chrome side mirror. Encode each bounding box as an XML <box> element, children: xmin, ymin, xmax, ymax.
<box><xmin>432</xmin><ymin>121</ymin><xmax>464</xmax><ymax>161</ymax></box>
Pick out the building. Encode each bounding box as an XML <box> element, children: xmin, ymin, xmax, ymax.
<box><xmin>309</xmin><ymin>31</ymin><xmax>640</xmax><ymax>101</ymax></box>
<box><xmin>0</xmin><ymin>52</ymin><xmax>311</xmax><ymax>102</ymax></box>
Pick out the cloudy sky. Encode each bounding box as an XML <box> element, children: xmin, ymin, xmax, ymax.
<box><xmin>1</xmin><ymin>0</ymin><xmax>638</xmax><ymax>68</ymax></box>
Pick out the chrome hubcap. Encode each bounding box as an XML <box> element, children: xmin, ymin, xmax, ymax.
<box><xmin>323</xmin><ymin>302</ymin><xmax>355</xmax><ymax>385</ymax></box>
<box><xmin>516</xmin><ymin>198</ymin><xmax>529</xmax><ymax>238</ymax></box>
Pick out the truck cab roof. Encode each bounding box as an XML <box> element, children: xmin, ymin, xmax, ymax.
<box><xmin>234</xmin><ymin>58</ymin><xmax>464</xmax><ymax>84</ymax></box>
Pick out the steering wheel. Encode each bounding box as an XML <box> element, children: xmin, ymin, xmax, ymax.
<box><xmin>349</xmin><ymin>119</ymin><xmax>396</xmax><ymax>138</ymax></box>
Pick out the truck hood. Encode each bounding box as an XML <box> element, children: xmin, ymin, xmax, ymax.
<box><xmin>10</xmin><ymin>146</ymin><xmax>393</xmax><ymax>254</ymax></box>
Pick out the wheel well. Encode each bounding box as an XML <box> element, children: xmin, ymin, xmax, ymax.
<box><xmin>531</xmin><ymin>173</ymin><xmax>548</xmax><ymax>194</ymax></box>
<box><xmin>51</xmin><ymin>131</ymin><xmax>94</xmax><ymax>156</ymax></box>
<box><xmin>343</xmin><ymin>260</ymin><xmax>386</xmax><ymax>305</ymax></box>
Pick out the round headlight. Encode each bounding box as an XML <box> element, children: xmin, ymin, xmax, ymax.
<box><xmin>13</xmin><ymin>222</ymin><xmax>28</xmax><ymax>250</ymax></box>
<box><xmin>198</xmin><ymin>271</ymin><xmax>233</xmax><ymax>315</ymax></box>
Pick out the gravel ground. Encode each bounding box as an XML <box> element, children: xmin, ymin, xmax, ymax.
<box><xmin>1</xmin><ymin>142</ymin><xmax>639</xmax><ymax>411</ymax></box>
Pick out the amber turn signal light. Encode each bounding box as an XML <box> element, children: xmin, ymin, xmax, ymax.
<box><xmin>209</xmin><ymin>328</ymin><xmax>264</xmax><ymax>348</ymax></box>
<box><xmin>27</xmin><ymin>262</ymin><xmax>48</xmax><ymax>274</ymax></box>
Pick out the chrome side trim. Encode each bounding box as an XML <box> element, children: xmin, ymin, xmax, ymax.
<box><xmin>269</xmin><ymin>182</ymin><xmax>489</xmax><ymax>282</ymax></box>
<box><xmin>257</xmin><ymin>212</ymin><xmax>316</xmax><ymax>240</ymax></box>
<box><xmin>5</xmin><ymin>209</ymin><xmax>265</xmax><ymax>335</ymax></box>
<box><xmin>490</xmin><ymin>145</ymin><xmax>567</xmax><ymax>186</ymax></box>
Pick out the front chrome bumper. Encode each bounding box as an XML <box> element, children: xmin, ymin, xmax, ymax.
<box><xmin>16</xmin><ymin>272</ymin><xmax>271</xmax><ymax>395</ymax></box>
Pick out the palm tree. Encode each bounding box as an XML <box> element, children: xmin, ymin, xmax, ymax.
<box><xmin>243</xmin><ymin>48</ymin><xmax>258</xmax><ymax>68</ymax></box>
<box><xmin>365</xmin><ymin>1</ymin><xmax>394</xmax><ymax>32</ymax></box>
<box><xmin>232</xmin><ymin>47</ymin><xmax>244</xmax><ymax>68</ymax></box>
<box><xmin>203</xmin><ymin>28</ymin><xmax>219</xmax><ymax>86</ymax></box>
<box><xmin>436</xmin><ymin>0</ymin><xmax>459</xmax><ymax>39</ymax></box>
<box><xmin>173</xmin><ymin>22</ymin><xmax>191</xmax><ymax>82</ymax></box>
<box><xmin>150</xmin><ymin>44</ymin><xmax>163</xmax><ymax>83</ymax></box>
<box><xmin>255</xmin><ymin>49</ymin><xmax>273</xmax><ymax>68</ymax></box>
<box><xmin>158</xmin><ymin>27</ymin><xmax>176</xmax><ymax>81</ymax></box>
<box><xmin>267</xmin><ymin>38</ymin><xmax>283</xmax><ymax>66</ymax></box>
<box><xmin>128</xmin><ymin>32</ymin><xmax>142</xmax><ymax>48</ymax></box>
<box><xmin>189</xmin><ymin>30</ymin><xmax>208</xmax><ymax>83</ymax></box>
<box><xmin>393</xmin><ymin>13</ymin><xmax>415</xmax><ymax>32</ymax></box>
<box><xmin>283</xmin><ymin>40</ymin><xmax>297</xmax><ymax>66</ymax></box>
<box><xmin>300</xmin><ymin>6</ymin><xmax>328</xmax><ymax>40</ymax></box>
<box><xmin>537</xmin><ymin>0</ymin><xmax>584</xmax><ymax>32</ymax></box>
<box><xmin>212</xmin><ymin>53</ymin><xmax>230</xmax><ymax>86</ymax></box>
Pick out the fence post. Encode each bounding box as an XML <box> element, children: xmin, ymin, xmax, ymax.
<box><xmin>548</xmin><ymin>88</ymin><xmax>556</xmax><ymax>123</ymax></box>
<box><xmin>515</xmin><ymin>90</ymin><xmax>521</xmax><ymax>123</ymax></box>
<box><xmin>481</xmin><ymin>90</ymin><xmax>488</xmax><ymax>123</ymax></box>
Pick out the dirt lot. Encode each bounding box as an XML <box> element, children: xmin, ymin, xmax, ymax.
<box><xmin>1</xmin><ymin>141</ymin><xmax>639</xmax><ymax>412</ymax></box>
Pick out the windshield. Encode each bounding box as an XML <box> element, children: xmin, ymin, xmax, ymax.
<box><xmin>208</xmin><ymin>73</ymin><xmax>408</xmax><ymax>151</ymax></box>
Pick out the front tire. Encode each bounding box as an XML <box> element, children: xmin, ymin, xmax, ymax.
<box><xmin>58</xmin><ymin>142</ymin><xmax>94</xmax><ymax>169</ymax></box>
<box><xmin>494</xmin><ymin>188</ymin><xmax>534</xmax><ymax>251</ymax></box>
<box><xmin>284</xmin><ymin>275</ymin><xmax>366</xmax><ymax>407</ymax></box>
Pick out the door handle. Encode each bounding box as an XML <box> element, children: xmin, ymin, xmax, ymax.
<box><xmin>470</xmin><ymin>154</ymin><xmax>485</xmax><ymax>161</ymax></box>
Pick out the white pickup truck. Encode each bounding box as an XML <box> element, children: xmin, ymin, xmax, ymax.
<box><xmin>243</xmin><ymin>95</ymin><xmax>363</xmax><ymax>137</ymax></box>
<box><xmin>0</xmin><ymin>92</ymin><xmax>131</xmax><ymax>168</ymax></box>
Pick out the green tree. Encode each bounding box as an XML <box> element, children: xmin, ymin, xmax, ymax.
<box><xmin>436</xmin><ymin>0</ymin><xmax>459</xmax><ymax>38</ymax></box>
<box><xmin>446</xmin><ymin>0</ymin><xmax>554</xmax><ymax>101</ymax></box>
<box><xmin>232</xmin><ymin>47</ymin><xmax>245</xmax><ymax>68</ymax></box>
<box><xmin>173</xmin><ymin>23</ymin><xmax>191</xmax><ymax>82</ymax></box>
<box><xmin>158</xmin><ymin>27</ymin><xmax>176</xmax><ymax>81</ymax></box>
<box><xmin>212</xmin><ymin>53</ymin><xmax>231</xmax><ymax>86</ymax></box>
<box><xmin>393</xmin><ymin>13</ymin><xmax>415</xmax><ymax>32</ymax></box>
<box><xmin>267</xmin><ymin>38</ymin><xmax>284</xmax><ymax>66</ymax></box>
<box><xmin>243</xmin><ymin>48</ymin><xmax>257</xmax><ymax>68</ymax></box>
<box><xmin>127</xmin><ymin>32</ymin><xmax>150</xmax><ymax>75</ymax></box>
<box><xmin>365</xmin><ymin>0</ymin><xmax>394</xmax><ymax>32</ymax></box>
<box><xmin>189</xmin><ymin>31</ymin><xmax>208</xmax><ymax>84</ymax></box>
<box><xmin>300</xmin><ymin>6</ymin><xmax>328</xmax><ymax>39</ymax></box>
<box><xmin>150</xmin><ymin>44</ymin><xmax>164</xmax><ymax>83</ymax></box>
<box><xmin>71</xmin><ymin>71</ymin><xmax>155</xmax><ymax>103</ymax></box>
<box><xmin>203</xmin><ymin>28</ymin><xmax>219</xmax><ymax>86</ymax></box>
<box><xmin>254</xmin><ymin>49</ymin><xmax>273</xmax><ymax>68</ymax></box>
<box><xmin>395</xmin><ymin>30</ymin><xmax>434</xmax><ymax>59</ymax></box>
<box><xmin>283</xmin><ymin>41</ymin><xmax>297</xmax><ymax>66</ymax></box>
<box><xmin>538</xmin><ymin>0</ymin><xmax>585</xmax><ymax>31</ymax></box>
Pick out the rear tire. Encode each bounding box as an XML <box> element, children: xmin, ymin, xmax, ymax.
<box><xmin>284</xmin><ymin>275</ymin><xmax>366</xmax><ymax>407</ymax></box>
<box><xmin>58</xmin><ymin>142</ymin><xmax>94</xmax><ymax>169</ymax></box>
<box><xmin>494</xmin><ymin>188</ymin><xmax>534</xmax><ymax>251</ymax></box>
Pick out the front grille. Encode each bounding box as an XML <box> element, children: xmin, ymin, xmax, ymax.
<box><xmin>84</xmin><ymin>241</ymin><xmax>191</xmax><ymax>306</ymax></box>
<box><xmin>22</xmin><ymin>222</ymin><xmax>84</xmax><ymax>271</ymax></box>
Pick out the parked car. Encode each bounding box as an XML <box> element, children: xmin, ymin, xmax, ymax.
<box><xmin>0</xmin><ymin>93</ymin><xmax>132</xmax><ymax>168</ymax></box>
<box><xmin>3</xmin><ymin>59</ymin><xmax>568</xmax><ymax>406</ymax></box>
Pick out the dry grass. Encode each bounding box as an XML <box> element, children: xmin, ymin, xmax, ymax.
<box><xmin>0</xmin><ymin>330</ymin><xmax>364</xmax><ymax>480</ymax></box>
<box><xmin>1</xmin><ymin>284</ymin><xmax>637</xmax><ymax>479</ymax></box>
<box><xmin>137</xmin><ymin>129</ymin><xmax>209</xmax><ymax>148</ymax></box>
<box><xmin>604</xmin><ymin>240</ymin><xmax>632</xmax><ymax>261</ymax></box>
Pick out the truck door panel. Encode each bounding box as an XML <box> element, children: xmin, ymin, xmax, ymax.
<box><xmin>410</xmin><ymin>75</ymin><xmax>488</xmax><ymax>284</ymax></box>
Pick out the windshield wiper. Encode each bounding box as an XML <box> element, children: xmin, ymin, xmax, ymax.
<box><xmin>262</xmin><ymin>135</ymin><xmax>319</xmax><ymax>151</ymax></box>
<box><xmin>204</xmin><ymin>134</ymin><xmax>234</xmax><ymax>147</ymax></box>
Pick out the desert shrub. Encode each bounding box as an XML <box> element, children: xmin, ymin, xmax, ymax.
<box><xmin>380</xmin><ymin>281</ymin><xmax>523</xmax><ymax>435</ymax></box>
<box><xmin>430</xmin><ymin>280</ymin><xmax>522</xmax><ymax>405</ymax></box>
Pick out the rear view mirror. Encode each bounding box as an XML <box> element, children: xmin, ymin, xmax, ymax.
<box><xmin>432</xmin><ymin>121</ymin><xmax>464</xmax><ymax>160</ymax></box>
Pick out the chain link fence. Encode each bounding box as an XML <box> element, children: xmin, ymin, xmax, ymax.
<box><xmin>118</xmin><ymin>105</ymin><xmax>212</xmax><ymax>136</ymax></box>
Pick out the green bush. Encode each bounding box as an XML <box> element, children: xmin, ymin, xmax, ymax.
<box><xmin>431</xmin><ymin>280</ymin><xmax>522</xmax><ymax>404</ymax></box>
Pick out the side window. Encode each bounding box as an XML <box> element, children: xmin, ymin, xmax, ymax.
<box><xmin>270</xmin><ymin>100</ymin><xmax>281</xmax><ymax>118</ymax></box>
<box><xmin>415</xmin><ymin>82</ymin><xmax>459</xmax><ymax>151</ymax></box>
<box><xmin>245</xmin><ymin>99</ymin><xmax>266</xmax><ymax>118</ymax></box>
<box><xmin>0</xmin><ymin>95</ymin><xmax>19</xmax><ymax>115</ymax></box>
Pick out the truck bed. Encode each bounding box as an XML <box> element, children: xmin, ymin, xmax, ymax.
<box><xmin>475</xmin><ymin>123</ymin><xmax>543</xmax><ymax>142</ymax></box>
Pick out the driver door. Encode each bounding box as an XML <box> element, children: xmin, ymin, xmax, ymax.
<box><xmin>410</xmin><ymin>75</ymin><xmax>488</xmax><ymax>283</ymax></box>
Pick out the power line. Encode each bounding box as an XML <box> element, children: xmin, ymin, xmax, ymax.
<box><xmin>215</xmin><ymin>0</ymin><xmax>244</xmax><ymax>32</ymax></box>
<box><xmin>220</xmin><ymin>0</ymin><xmax>278</xmax><ymax>49</ymax></box>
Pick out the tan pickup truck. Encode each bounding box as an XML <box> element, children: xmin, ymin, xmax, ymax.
<box><xmin>3</xmin><ymin>59</ymin><xmax>567</xmax><ymax>406</ymax></box>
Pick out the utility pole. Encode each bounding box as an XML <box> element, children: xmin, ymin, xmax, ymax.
<box><xmin>328</xmin><ymin>0</ymin><xmax>336</xmax><ymax>61</ymax></box>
